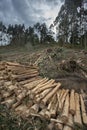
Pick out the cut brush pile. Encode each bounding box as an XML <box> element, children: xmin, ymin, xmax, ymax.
<box><xmin>0</xmin><ymin>61</ymin><xmax>87</xmax><ymax>130</ymax></box>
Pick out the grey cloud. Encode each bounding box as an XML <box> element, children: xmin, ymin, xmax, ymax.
<box><xmin>0</xmin><ymin>0</ymin><xmax>63</xmax><ymax>27</ymax></box>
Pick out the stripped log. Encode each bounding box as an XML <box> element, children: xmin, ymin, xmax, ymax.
<box><xmin>7</xmin><ymin>85</ymin><xmax>17</xmax><ymax>92</ymax></box>
<box><xmin>17</xmin><ymin>90</ymin><xmax>27</xmax><ymax>101</ymax></box>
<box><xmin>80</xmin><ymin>94</ymin><xmax>87</xmax><ymax>126</ymax></box>
<box><xmin>61</xmin><ymin>94</ymin><xmax>69</xmax><ymax>123</ymax></box>
<box><xmin>6</xmin><ymin>62</ymin><xmax>21</xmax><ymax>66</ymax></box>
<box><xmin>18</xmin><ymin>77</ymin><xmax>41</xmax><ymax>85</ymax></box>
<box><xmin>55</xmin><ymin>123</ymin><xmax>63</xmax><ymax>130</ymax></box>
<box><xmin>15</xmin><ymin>105</ymin><xmax>28</xmax><ymax>114</ymax></box>
<box><xmin>74</xmin><ymin>93</ymin><xmax>82</xmax><ymax>127</ymax></box>
<box><xmin>29</xmin><ymin>104</ymin><xmax>39</xmax><ymax>114</ymax></box>
<box><xmin>40</xmin><ymin>83</ymin><xmax>61</xmax><ymax>108</ymax></box>
<box><xmin>31</xmin><ymin>78</ymin><xmax>51</xmax><ymax>93</ymax></box>
<box><xmin>70</xmin><ymin>89</ymin><xmax>76</xmax><ymax>115</ymax></box>
<box><xmin>4</xmin><ymin>81</ymin><xmax>12</xmax><ymax>87</ymax></box>
<box><xmin>2</xmin><ymin>91</ymin><xmax>13</xmax><ymax>98</ymax></box>
<box><xmin>39</xmin><ymin>109</ymin><xmax>46</xmax><ymax>117</ymax></box>
<box><xmin>35</xmin><ymin>88</ymin><xmax>53</xmax><ymax>103</ymax></box>
<box><xmin>60</xmin><ymin>89</ymin><xmax>66</xmax><ymax>100</ymax></box>
<box><xmin>12</xmin><ymin>101</ymin><xmax>21</xmax><ymax>109</ymax></box>
<box><xmin>45</xmin><ymin>110</ymin><xmax>51</xmax><ymax>119</ymax></box>
<box><xmin>63</xmin><ymin>125</ymin><xmax>72</xmax><ymax>130</ymax></box>
<box><xmin>24</xmin><ymin>78</ymin><xmax>48</xmax><ymax>90</ymax></box>
<box><xmin>35</xmin><ymin>83</ymin><xmax>57</xmax><ymax>95</ymax></box>
<box><xmin>11</xmin><ymin>73</ymin><xmax>39</xmax><ymax>82</ymax></box>
<box><xmin>50</xmin><ymin>94</ymin><xmax>58</xmax><ymax>118</ymax></box>
<box><xmin>1</xmin><ymin>97</ymin><xmax>16</xmax><ymax>108</ymax></box>
<box><xmin>58</xmin><ymin>89</ymin><xmax>69</xmax><ymax>112</ymax></box>
<box><xmin>51</xmin><ymin>118</ymin><xmax>63</xmax><ymax>130</ymax></box>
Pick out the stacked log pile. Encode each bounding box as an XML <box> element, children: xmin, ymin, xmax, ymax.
<box><xmin>0</xmin><ymin>61</ymin><xmax>87</xmax><ymax>130</ymax></box>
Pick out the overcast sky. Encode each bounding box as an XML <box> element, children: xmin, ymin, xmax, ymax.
<box><xmin>0</xmin><ymin>0</ymin><xmax>63</xmax><ymax>27</ymax></box>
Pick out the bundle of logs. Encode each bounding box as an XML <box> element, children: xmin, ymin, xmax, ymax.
<box><xmin>0</xmin><ymin>61</ymin><xmax>87</xmax><ymax>130</ymax></box>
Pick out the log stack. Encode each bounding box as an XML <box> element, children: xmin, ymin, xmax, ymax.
<box><xmin>0</xmin><ymin>61</ymin><xmax>87</xmax><ymax>130</ymax></box>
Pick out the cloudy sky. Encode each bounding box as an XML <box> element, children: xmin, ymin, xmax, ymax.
<box><xmin>0</xmin><ymin>0</ymin><xmax>63</xmax><ymax>27</ymax></box>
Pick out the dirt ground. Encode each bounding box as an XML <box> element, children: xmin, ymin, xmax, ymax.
<box><xmin>0</xmin><ymin>46</ymin><xmax>87</xmax><ymax>92</ymax></box>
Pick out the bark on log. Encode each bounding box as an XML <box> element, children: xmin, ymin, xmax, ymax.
<box><xmin>70</xmin><ymin>89</ymin><xmax>76</xmax><ymax>115</ymax></box>
<box><xmin>40</xmin><ymin>83</ymin><xmax>61</xmax><ymax>107</ymax></box>
<box><xmin>35</xmin><ymin>83</ymin><xmax>57</xmax><ymax>95</ymax></box>
<box><xmin>63</xmin><ymin>125</ymin><xmax>72</xmax><ymax>130</ymax></box>
<box><xmin>4</xmin><ymin>81</ymin><xmax>12</xmax><ymax>86</ymax></box>
<box><xmin>39</xmin><ymin>109</ymin><xmax>46</xmax><ymax>117</ymax></box>
<box><xmin>2</xmin><ymin>91</ymin><xmax>13</xmax><ymax>98</ymax></box>
<box><xmin>58</xmin><ymin>89</ymin><xmax>69</xmax><ymax>112</ymax></box>
<box><xmin>29</xmin><ymin>104</ymin><xmax>39</xmax><ymax>114</ymax></box>
<box><xmin>50</xmin><ymin>94</ymin><xmax>58</xmax><ymax>118</ymax></box>
<box><xmin>74</xmin><ymin>93</ymin><xmax>82</xmax><ymax>127</ymax></box>
<box><xmin>80</xmin><ymin>94</ymin><xmax>87</xmax><ymax>126</ymax></box>
<box><xmin>11</xmin><ymin>73</ymin><xmax>39</xmax><ymax>82</ymax></box>
<box><xmin>19</xmin><ymin>77</ymin><xmax>41</xmax><ymax>85</ymax></box>
<box><xmin>45</xmin><ymin>110</ymin><xmax>51</xmax><ymax>119</ymax></box>
<box><xmin>17</xmin><ymin>90</ymin><xmax>27</xmax><ymax>101</ymax></box>
<box><xmin>31</xmin><ymin>78</ymin><xmax>50</xmax><ymax>93</ymax></box>
<box><xmin>55</xmin><ymin>123</ymin><xmax>63</xmax><ymax>130</ymax></box>
<box><xmin>61</xmin><ymin>94</ymin><xmax>69</xmax><ymax>123</ymax></box>
<box><xmin>12</xmin><ymin>101</ymin><xmax>21</xmax><ymax>109</ymax></box>
<box><xmin>35</xmin><ymin>88</ymin><xmax>53</xmax><ymax>103</ymax></box>
<box><xmin>1</xmin><ymin>98</ymin><xmax>16</xmax><ymax>108</ymax></box>
<box><xmin>8</xmin><ymin>85</ymin><xmax>17</xmax><ymax>92</ymax></box>
<box><xmin>24</xmin><ymin>78</ymin><xmax>46</xmax><ymax>90</ymax></box>
<box><xmin>15</xmin><ymin>105</ymin><xmax>28</xmax><ymax>114</ymax></box>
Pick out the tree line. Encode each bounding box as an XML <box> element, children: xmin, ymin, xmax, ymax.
<box><xmin>0</xmin><ymin>21</ymin><xmax>54</xmax><ymax>46</ymax></box>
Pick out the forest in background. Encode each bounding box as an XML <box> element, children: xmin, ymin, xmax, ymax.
<box><xmin>0</xmin><ymin>0</ymin><xmax>87</xmax><ymax>49</ymax></box>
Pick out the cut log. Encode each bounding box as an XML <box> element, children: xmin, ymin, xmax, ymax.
<box><xmin>63</xmin><ymin>125</ymin><xmax>72</xmax><ymax>130</ymax></box>
<box><xmin>35</xmin><ymin>83</ymin><xmax>57</xmax><ymax>95</ymax></box>
<box><xmin>80</xmin><ymin>94</ymin><xmax>87</xmax><ymax>126</ymax></box>
<box><xmin>35</xmin><ymin>88</ymin><xmax>53</xmax><ymax>103</ymax></box>
<box><xmin>39</xmin><ymin>109</ymin><xmax>46</xmax><ymax>117</ymax></box>
<box><xmin>15</xmin><ymin>105</ymin><xmax>28</xmax><ymax>114</ymax></box>
<box><xmin>17</xmin><ymin>90</ymin><xmax>27</xmax><ymax>101</ymax></box>
<box><xmin>31</xmin><ymin>78</ymin><xmax>50</xmax><ymax>93</ymax></box>
<box><xmin>24</xmin><ymin>78</ymin><xmax>47</xmax><ymax>90</ymax></box>
<box><xmin>14</xmin><ymin>89</ymin><xmax>22</xmax><ymax>96</ymax></box>
<box><xmin>70</xmin><ymin>89</ymin><xmax>76</xmax><ymax>115</ymax></box>
<box><xmin>55</xmin><ymin>123</ymin><xmax>63</xmax><ymax>130</ymax></box>
<box><xmin>60</xmin><ymin>89</ymin><xmax>66</xmax><ymax>100</ymax></box>
<box><xmin>22</xmin><ymin>109</ymin><xmax>30</xmax><ymax>117</ymax></box>
<box><xmin>2</xmin><ymin>91</ymin><xmax>13</xmax><ymax>98</ymax></box>
<box><xmin>1</xmin><ymin>98</ymin><xmax>16</xmax><ymax>108</ymax></box>
<box><xmin>45</xmin><ymin>110</ymin><xmax>51</xmax><ymax>119</ymax></box>
<box><xmin>19</xmin><ymin>77</ymin><xmax>41</xmax><ymax>85</ymax></box>
<box><xmin>6</xmin><ymin>62</ymin><xmax>21</xmax><ymax>66</ymax></box>
<box><xmin>8</xmin><ymin>85</ymin><xmax>17</xmax><ymax>92</ymax></box>
<box><xmin>57</xmin><ymin>90</ymin><xmax>62</xmax><ymax>113</ymax></box>
<box><xmin>4</xmin><ymin>81</ymin><xmax>12</xmax><ymax>86</ymax></box>
<box><xmin>80</xmin><ymin>89</ymin><xmax>87</xmax><ymax>99</ymax></box>
<box><xmin>50</xmin><ymin>94</ymin><xmax>58</xmax><ymax>118</ymax></box>
<box><xmin>61</xmin><ymin>94</ymin><xmax>69</xmax><ymax>123</ymax></box>
<box><xmin>40</xmin><ymin>83</ymin><xmax>61</xmax><ymax>107</ymax></box>
<box><xmin>67</xmin><ymin>114</ymin><xmax>73</xmax><ymax>127</ymax></box>
<box><xmin>29</xmin><ymin>104</ymin><xmax>39</xmax><ymax>114</ymax></box>
<box><xmin>58</xmin><ymin>89</ymin><xmax>69</xmax><ymax>112</ymax></box>
<box><xmin>11</xmin><ymin>73</ymin><xmax>39</xmax><ymax>82</ymax></box>
<box><xmin>74</xmin><ymin>93</ymin><xmax>82</xmax><ymax>127</ymax></box>
<box><xmin>12</xmin><ymin>101</ymin><xmax>21</xmax><ymax>109</ymax></box>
